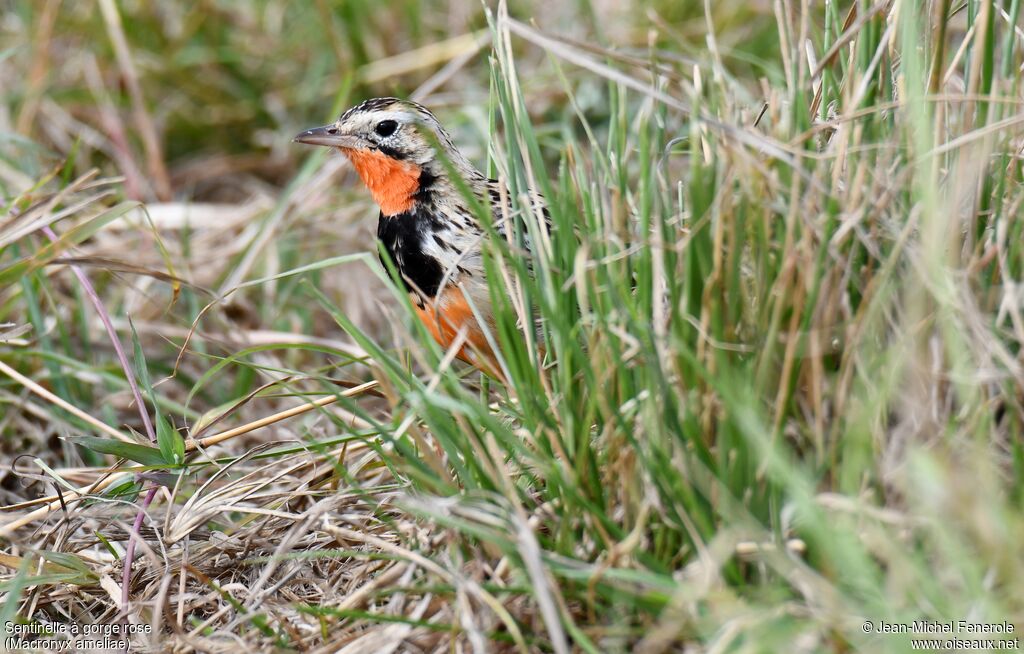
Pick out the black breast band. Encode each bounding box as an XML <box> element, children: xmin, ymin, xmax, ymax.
<box><xmin>377</xmin><ymin>206</ymin><xmax>447</xmax><ymax>299</ymax></box>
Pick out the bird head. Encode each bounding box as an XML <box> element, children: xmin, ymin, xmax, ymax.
<box><xmin>294</xmin><ymin>97</ymin><xmax>480</xmax><ymax>215</ymax></box>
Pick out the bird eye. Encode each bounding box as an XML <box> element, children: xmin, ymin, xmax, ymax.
<box><xmin>374</xmin><ymin>120</ymin><xmax>398</xmax><ymax>137</ymax></box>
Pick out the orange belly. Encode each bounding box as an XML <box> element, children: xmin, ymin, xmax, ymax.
<box><xmin>413</xmin><ymin>286</ymin><xmax>500</xmax><ymax>376</ymax></box>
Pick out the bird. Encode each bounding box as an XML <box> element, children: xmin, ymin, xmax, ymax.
<box><xmin>294</xmin><ymin>97</ymin><xmax>534</xmax><ymax>378</ymax></box>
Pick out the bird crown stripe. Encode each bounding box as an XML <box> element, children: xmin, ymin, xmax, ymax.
<box><xmin>339</xmin><ymin>97</ymin><xmax>438</xmax><ymax>123</ymax></box>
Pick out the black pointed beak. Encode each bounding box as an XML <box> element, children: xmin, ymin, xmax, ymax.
<box><xmin>292</xmin><ymin>124</ymin><xmax>363</xmax><ymax>148</ymax></box>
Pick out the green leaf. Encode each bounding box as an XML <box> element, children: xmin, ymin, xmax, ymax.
<box><xmin>36</xmin><ymin>550</ymin><xmax>95</xmax><ymax>577</ymax></box>
<box><xmin>31</xmin><ymin>458</ymin><xmax>78</xmax><ymax>493</ymax></box>
<box><xmin>156</xmin><ymin>413</ymin><xmax>185</xmax><ymax>465</ymax></box>
<box><xmin>101</xmin><ymin>479</ymin><xmax>143</xmax><ymax>503</ymax></box>
<box><xmin>0</xmin><ymin>571</ymin><xmax>94</xmax><ymax>592</ymax></box>
<box><xmin>67</xmin><ymin>437</ymin><xmax>166</xmax><ymax>466</ymax></box>
<box><xmin>0</xmin><ymin>555</ymin><xmax>32</xmax><ymax>628</ymax></box>
<box><xmin>128</xmin><ymin>317</ymin><xmax>154</xmax><ymax>406</ymax></box>
<box><xmin>94</xmin><ymin>531</ymin><xmax>121</xmax><ymax>560</ymax></box>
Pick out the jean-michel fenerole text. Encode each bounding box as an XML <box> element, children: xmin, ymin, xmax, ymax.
<box><xmin>874</xmin><ymin>620</ymin><xmax>1015</xmax><ymax>635</ymax></box>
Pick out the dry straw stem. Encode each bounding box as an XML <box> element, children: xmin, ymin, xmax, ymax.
<box><xmin>0</xmin><ymin>471</ymin><xmax>130</xmax><ymax>538</ymax></box>
<box><xmin>0</xmin><ymin>169</ymin><xmax>106</xmax><ymax>249</ymax></box>
<box><xmin>358</xmin><ymin>30</ymin><xmax>489</xmax><ymax>83</ymax></box>
<box><xmin>0</xmin><ymin>359</ymin><xmax>135</xmax><ymax>443</ymax></box>
<box><xmin>183</xmin><ymin>380</ymin><xmax>378</xmax><ymax>451</ymax></box>
<box><xmin>503</xmin><ymin>16</ymin><xmax>813</xmax><ymax>169</ymax></box>
<box><xmin>0</xmin><ymin>381</ymin><xmax>378</xmax><ymax>535</ymax></box>
<box><xmin>322</xmin><ymin>520</ymin><xmax>531</xmax><ymax>652</ymax></box>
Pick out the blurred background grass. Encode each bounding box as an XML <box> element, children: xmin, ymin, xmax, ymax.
<box><xmin>2</xmin><ymin>0</ymin><xmax>1024</xmax><ymax>652</ymax></box>
<box><xmin>5</xmin><ymin>0</ymin><xmax>777</xmax><ymax>189</ymax></box>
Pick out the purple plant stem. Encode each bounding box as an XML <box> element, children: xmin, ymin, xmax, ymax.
<box><xmin>121</xmin><ymin>487</ymin><xmax>157</xmax><ymax>609</ymax></box>
<box><xmin>41</xmin><ymin>226</ymin><xmax>156</xmax><ymax>444</ymax></box>
<box><xmin>41</xmin><ymin>225</ymin><xmax>158</xmax><ymax>616</ymax></box>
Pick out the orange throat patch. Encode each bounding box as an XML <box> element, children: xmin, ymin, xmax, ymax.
<box><xmin>342</xmin><ymin>147</ymin><xmax>421</xmax><ymax>215</ymax></box>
